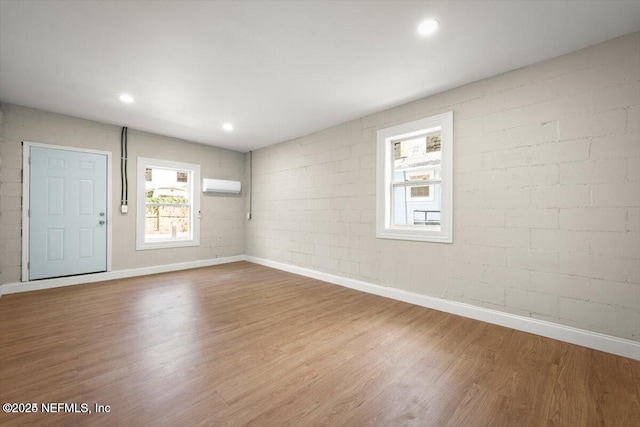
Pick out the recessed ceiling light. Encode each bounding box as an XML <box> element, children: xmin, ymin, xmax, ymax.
<box><xmin>222</xmin><ymin>123</ymin><xmax>233</xmax><ymax>132</ymax></box>
<box><xmin>417</xmin><ymin>19</ymin><xmax>439</xmax><ymax>37</ymax></box>
<box><xmin>119</xmin><ymin>93</ymin><xmax>134</xmax><ymax>103</ymax></box>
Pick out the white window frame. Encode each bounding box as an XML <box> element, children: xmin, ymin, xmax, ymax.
<box><xmin>136</xmin><ymin>157</ymin><xmax>201</xmax><ymax>250</ymax></box>
<box><xmin>376</xmin><ymin>111</ymin><xmax>453</xmax><ymax>243</ymax></box>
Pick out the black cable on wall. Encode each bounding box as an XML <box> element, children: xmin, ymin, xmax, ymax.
<box><xmin>124</xmin><ymin>127</ymin><xmax>128</xmax><ymax>206</ymax></box>
<box><xmin>120</xmin><ymin>127</ymin><xmax>129</xmax><ymax>212</ymax></box>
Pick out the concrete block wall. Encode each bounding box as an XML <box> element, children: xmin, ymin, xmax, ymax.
<box><xmin>246</xmin><ymin>32</ymin><xmax>640</xmax><ymax>341</ymax></box>
<box><xmin>0</xmin><ymin>105</ymin><xmax>245</xmax><ymax>284</ymax></box>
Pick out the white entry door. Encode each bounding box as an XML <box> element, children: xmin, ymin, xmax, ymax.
<box><xmin>29</xmin><ymin>146</ymin><xmax>108</xmax><ymax>280</ymax></box>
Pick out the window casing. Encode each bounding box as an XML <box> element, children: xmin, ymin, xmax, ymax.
<box><xmin>136</xmin><ymin>157</ymin><xmax>200</xmax><ymax>250</ymax></box>
<box><xmin>376</xmin><ymin>112</ymin><xmax>453</xmax><ymax>243</ymax></box>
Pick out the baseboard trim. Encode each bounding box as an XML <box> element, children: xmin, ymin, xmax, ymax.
<box><xmin>1</xmin><ymin>254</ymin><xmax>637</xmax><ymax>360</ymax></box>
<box><xmin>0</xmin><ymin>255</ymin><xmax>246</xmax><ymax>296</ymax></box>
<box><xmin>245</xmin><ymin>255</ymin><xmax>640</xmax><ymax>361</ymax></box>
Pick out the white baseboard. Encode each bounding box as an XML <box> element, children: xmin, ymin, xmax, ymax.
<box><xmin>0</xmin><ymin>255</ymin><xmax>245</xmax><ymax>296</ymax></box>
<box><xmin>245</xmin><ymin>255</ymin><xmax>640</xmax><ymax>361</ymax></box>
<box><xmin>1</xmin><ymin>253</ymin><xmax>637</xmax><ymax>360</ymax></box>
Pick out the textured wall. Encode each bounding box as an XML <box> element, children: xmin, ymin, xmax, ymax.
<box><xmin>0</xmin><ymin>105</ymin><xmax>245</xmax><ymax>284</ymax></box>
<box><xmin>246</xmin><ymin>32</ymin><xmax>640</xmax><ymax>341</ymax></box>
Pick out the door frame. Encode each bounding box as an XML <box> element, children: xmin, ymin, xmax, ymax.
<box><xmin>21</xmin><ymin>141</ymin><xmax>113</xmax><ymax>282</ymax></box>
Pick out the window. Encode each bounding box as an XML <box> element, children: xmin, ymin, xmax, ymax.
<box><xmin>376</xmin><ymin>111</ymin><xmax>453</xmax><ymax>243</ymax></box>
<box><xmin>136</xmin><ymin>157</ymin><xmax>200</xmax><ymax>250</ymax></box>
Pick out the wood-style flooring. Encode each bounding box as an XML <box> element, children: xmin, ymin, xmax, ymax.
<box><xmin>0</xmin><ymin>261</ymin><xmax>639</xmax><ymax>426</ymax></box>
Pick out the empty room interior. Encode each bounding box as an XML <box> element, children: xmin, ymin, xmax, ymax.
<box><xmin>1</xmin><ymin>1</ymin><xmax>640</xmax><ymax>426</ymax></box>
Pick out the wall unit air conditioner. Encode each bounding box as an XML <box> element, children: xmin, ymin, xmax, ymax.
<box><xmin>202</xmin><ymin>178</ymin><xmax>241</xmax><ymax>194</ymax></box>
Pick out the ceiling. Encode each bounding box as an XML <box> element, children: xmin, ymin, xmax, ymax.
<box><xmin>1</xmin><ymin>1</ymin><xmax>639</xmax><ymax>152</ymax></box>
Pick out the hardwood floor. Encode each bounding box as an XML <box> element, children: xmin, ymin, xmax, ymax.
<box><xmin>0</xmin><ymin>261</ymin><xmax>638</xmax><ymax>426</ymax></box>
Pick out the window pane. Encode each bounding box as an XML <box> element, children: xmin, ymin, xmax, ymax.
<box><xmin>393</xmin><ymin>130</ymin><xmax>441</xmax><ymax>178</ymax></box>
<box><xmin>393</xmin><ymin>183</ymin><xmax>441</xmax><ymax>229</ymax></box>
<box><xmin>145</xmin><ymin>167</ymin><xmax>190</xmax><ymax>202</ymax></box>
<box><xmin>392</xmin><ymin>134</ymin><xmax>441</xmax><ymax>227</ymax></box>
<box><xmin>144</xmin><ymin>166</ymin><xmax>191</xmax><ymax>242</ymax></box>
<box><xmin>145</xmin><ymin>205</ymin><xmax>190</xmax><ymax>241</ymax></box>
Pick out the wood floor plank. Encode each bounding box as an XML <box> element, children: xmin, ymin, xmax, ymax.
<box><xmin>0</xmin><ymin>261</ymin><xmax>638</xmax><ymax>426</ymax></box>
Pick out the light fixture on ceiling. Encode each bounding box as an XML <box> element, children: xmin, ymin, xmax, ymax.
<box><xmin>119</xmin><ymin>93</ymin><xmax>135</xmax><ymax>104</ymax></box>
<box><xmin>417</xmin><ymin>19</ymin><xmax>439</xmax><ymax>37</ymax></box>
<box><xmin>222</xmin><ymin>123</ymin><xmax>234</xmax><ymax>132</ymax></box>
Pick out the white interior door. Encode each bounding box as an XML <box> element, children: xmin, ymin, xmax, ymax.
<box><xmin>29</xmin><ymin>146</ymin><xmax>108</xmax><ymax>280</ymax></box>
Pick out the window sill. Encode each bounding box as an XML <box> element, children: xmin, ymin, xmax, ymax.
<box><xmin>136</xmin><ymin>239</ymin><xmax>200</xmax><ymax>251</ymax></box>
<box><xmin>376</xmin><ymin>228</ymin><xmax>452</xmax><ymax>244</ymax></box>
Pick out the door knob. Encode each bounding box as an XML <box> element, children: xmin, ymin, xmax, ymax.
<box><xmin>99</xmin><ymin>220</ymin><xmax>106</xmax><ymax>225</ymax></box>
<box><xmin>99</xmin><ymin>212</ymin><xmax>105</xmax><ymax>216</ymax></box>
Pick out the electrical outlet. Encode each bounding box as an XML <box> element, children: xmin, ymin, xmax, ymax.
<box><xmin>246</xmin><ymin>212</ymin><xmax>252</xmax><ymax>220</ymax></box>
<box><xmin>121</xmin><ymin>205</ymin><xmax>128</xmax><ymax>214</ymax></box>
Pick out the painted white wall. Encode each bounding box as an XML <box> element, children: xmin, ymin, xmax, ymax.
<box><xmin>0</xmin><ymin>104</ymin><xmax>245</xmax><ymax>283</ymax></box>
<box><xmin>245</xmin><ymin>32</ymin><xmax>640</xmax><ymax>342</ymax></box>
